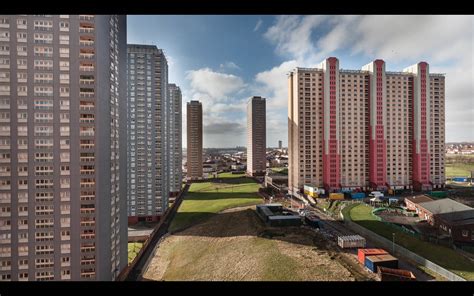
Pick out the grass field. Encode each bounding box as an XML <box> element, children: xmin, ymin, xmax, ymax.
<box><xmin>128</xmin><ymin>242</ymin><xmax>143</xmax><ymax>264</ymax></box>
<box><xmin>349</xmin><ymin>204</ymin><xmax>474</xmax><ymax>280</ymax></box>
<box><xmin>168</xmin><ymin>175</ymin><xmax>262</xmax><ymax>232</ymax></box>
<box><xmin>271</xmin><ymin>167</ymin><xmax>288</xmax><ymax>175</ymax></box>
<box><xmin>446</xmin><ymin>163</ymin><xmax>474</xmax><ymax>177</ymax></box>
<box><xmin>144</xmin><ymin>206</ymin><xmax>365</xmax><ymax>281</ymax></box>
<box><xmin>217</xmin><ymin>172</ymin><xmax>245</xmax><ymax>178</ymax></box>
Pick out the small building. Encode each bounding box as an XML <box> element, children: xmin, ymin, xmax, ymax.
<box><xmin>231</xmin><ymin>163</ymin><xmax>245</xmax><ymax>171</ymax></box>
<box><xmin>404</xmin><ymin>195</ymin><xmax>434</xmax><ymax>211</ymax></box>
<box><xmin>264</xmin><ymin>174</ymin><xmax>288</xmax><ymax>193</ymax></box>
<box><xmin>436</xmin><ymin>210</ymin><xmax>474</xmax><ymax>244</ymax></box>
<box><xmin>255</xmin><ymin>204</ymin><xmax>301</xmax><ymax>227</ymax></box>
<box><xmin>416</xmin><ymin>198</ymin><xmax>471</xmax><ymax>225</ymax></box>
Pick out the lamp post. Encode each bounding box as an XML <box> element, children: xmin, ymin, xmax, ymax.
<box><xmin>392</xmin><ymin>233</ymin><xmax>395</xmax><ymax>254</ymax></box>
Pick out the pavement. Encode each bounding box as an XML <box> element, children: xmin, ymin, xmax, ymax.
<box><xmin>128</xmin><ymin>228</ymin><xmax>154</xmax><ymax>238</ymax></box>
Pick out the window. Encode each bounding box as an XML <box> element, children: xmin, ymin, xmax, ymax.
<box><xmin>34</xmin><ymin>46</ymin><xmax>53</xmax><ymax>57</ymax></box>
<box><xmin>0</xmin><ymin>18</ymin><xmax>9</xmax><ymax>28</ymax></box>
<box><xmin>0</xmin><ymin>45</ymin><xmax>9</xmax><ymax>54</ymax></box>
<box><xmin>59</xmin><ymin>21</ymin><xmax>69</xmax><ymax>31</ymax></box>
<box><xmin>0</xmin><ymin>58</ymin><xmax>9</xmax><ymax>68</ymax></box>
<box><xmin>34</xmin><ymin>33</ymin><xmax>53</xmax><ymax>44</ymax></box>
<box><xmin>59</xmin><ymin>35</ymin><xmax>69</xmax><ymax>45</ymax></box>
<box><xmin>16</xmin><ymin>32</ymin><xmax>27</xmax><ymax>42</ymax></box>
<box><xmin>17</xmin><ymin>18</ymin><xmax>27</xmax><ymax>28</ymax></box>
<box><xmin>17</xmin><ymin>45</ymin><xmax>27</xmax><ymax>56</ymax></box>
<box><xmin>0</xmin><ymin>31</ymin><xmax>10</xmax><ymax>41</ymax></box>
<box><xmin>59</xmin><ymin>47</ymin><xmax>69</xmax><ymax>58</ymax></box>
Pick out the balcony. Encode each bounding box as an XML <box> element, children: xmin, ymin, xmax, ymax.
<box><xmin>80</xmin><ymin>78</ymin><xmax>94</xmax><ymax>85</ymax></box>
<box><xmin>79</xmin><ymin>26</ymin><xmax>95</xmax><ymax>33</ymax></box>
<box><xmin>79</xmin><ymin>52</ymin><xmax>95</xmax><ymax>59</ymax></box>
<box><xmin>80</xmin><ymin>130</ymin><xmax>94</xmax><ymax>137</ymax></box>
<box><xmin>79</xmin><ymin>65</ymin><xmax>94</xmax><ymax>72</ymax></box>
<box><xmin>80</xmin><ymin>91</ymin><xmax>94</xmax><ymax>98</ymax></box>
<box><xmin>79</xmin><ymin>15</ymin><xmax>94</xmax><ymax>21</ymax></box>
<box><xmin>79</xmin><ymin>37</ymin><xmax>94</xmax><ymax>47</ymax></box>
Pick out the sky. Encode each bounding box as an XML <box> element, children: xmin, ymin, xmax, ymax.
<box><xmin>127</xmin><ymin>15</ymin><xmax>474</xmax><ymax>148</ymax></box>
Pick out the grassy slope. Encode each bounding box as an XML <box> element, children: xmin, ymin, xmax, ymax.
<box><xmin>349</xmin><ymin>204</ymin><xmax>474</xmax><ymax>280</ymax></box>
<box><xmin>169</xmin><ymin>176</ymin><xmax>262</xmax><ymax>232</ymax></box>
<box><xmin>160</xmin><ymin>236</ymin><xmax>299</xmax><ymax>281</ymax></box>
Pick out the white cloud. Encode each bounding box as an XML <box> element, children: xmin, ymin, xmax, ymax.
<box><xmin>254</xmin><ymin>19</ymin><xmax>263</xmax><ymax>32</ymax></box>
<box><xmin>186</xmin><ymin>68</ymin><xmax>245</xmax><ymax>100</ymax></box>
<box><xmin>254</xmin><ymin>60</ymin><xmax>298</xmax><ymax>110</ymax></box>
<box><xmin>264</xmin><ymin>15</ymin><xmax>328</xmax><ymax>60</ymax></box>
<box><xmin>219</xmin><ymin>61</ymin><xmax>241</xmax><ymax>71</ymax></box>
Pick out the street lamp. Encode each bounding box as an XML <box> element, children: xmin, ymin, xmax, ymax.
<box><xmin>392</xmin><ymin>233</ymin><xmax>395</xmax><ymax>254</ymax></box>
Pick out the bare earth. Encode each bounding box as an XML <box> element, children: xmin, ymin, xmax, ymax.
<box><xmin>143</xmin><ymin>206</ymin><xmax>376</xmax><ymax>281</ymax></box>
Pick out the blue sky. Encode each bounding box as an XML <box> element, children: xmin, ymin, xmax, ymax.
<box><xmin>127</xmin><ymin>15</ymin><xmax>474</xmax><ymax>148</ymax></box>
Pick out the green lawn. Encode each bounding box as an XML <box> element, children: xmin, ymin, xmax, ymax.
<box><xmin>446</xmin><ymin>163</ymin><xmax>474</xmax><ymax>177</ymax></box>
<box><xmin>217</xmin><ymin>172</ymin><xmax>246</xmax><ymax>178</ymax></box>
<box><xmin>128</xmin><ymin>242</ymin><xmax>143</xmax><ymax>264</ymax></box>
<box><xmin>349</xmin><ymin>204</ymin><xmax>474</xmax><ymax>280</ymax></box>
<box><xmin>271</xmin><ymin>167</ymin><xmax>288</xmax><ymax>175</ymax></box>
<box><xmin>169</xmin><ymin>175</ymin><xmax>262</xmax><ymax>232</ymax></box>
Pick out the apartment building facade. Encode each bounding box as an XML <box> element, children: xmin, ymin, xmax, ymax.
<box><xmin>126</xmin><ymin>44</ymin><xmax>169</xmax><ymax>223</ymax></box>
<box><xmin>247</xmin><ymin>96</ymin><xmax>266</xmax><ymax>176</ymax></box>
<box><xmin>168</xmin><ymin>84</ymin><xmax>182</xmax><ymax>195</ymax></box>
<box><xmin>0</xmin><ymin>15</ymin><xmax>127</xmax><ymax>281</ymax></box>
<box><xmin>288</xmin><ymin>57</ymin><xmax>445</xmax><ymax>195</ymax></box>
<box><xmin>186</xmin><ymin>100</ymin><xmax>202</xmax><ymax>180</ymax></box>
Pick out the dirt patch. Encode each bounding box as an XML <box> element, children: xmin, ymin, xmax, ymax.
<box><xmin>142</xmin><ymin>205</ymin><xmax>376</xmax><ymax>281</ymax></box>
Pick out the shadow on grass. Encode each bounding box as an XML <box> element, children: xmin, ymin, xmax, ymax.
<box><xmin>169</xmin><ymin>208</ymin><xmax>327</xmax><ymax>249</ymax></box>
<box><xmin>184</xmin><ymin>191</ymin><xmax>261</xmax><ymax>200</ymax></box>
<box><xmin>209</xmin><ymin>177</ymin><xmax>257</xmax><ymax>185</ymax></box>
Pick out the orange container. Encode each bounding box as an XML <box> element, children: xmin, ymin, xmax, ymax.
<box><xmin>357</xmin><ymin>248</ymin><xmax>388</xmax><ymax>264</ymax></box>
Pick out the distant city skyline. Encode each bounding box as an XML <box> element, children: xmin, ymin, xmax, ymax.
<box><xmin>127</xmin><ymin>15</ymin><xmax>474</xmax><ymax>148</ymax></box>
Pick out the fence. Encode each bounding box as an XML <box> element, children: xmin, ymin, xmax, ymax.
<box><xmin>343</xmin><ymin>219</ymin><xmax>466</xmax><ymax>281</ymax></box>
<box><xmin>118</xmin><ymin>184</ymin><xmax>190</xmax><ymax>281</ymax></box>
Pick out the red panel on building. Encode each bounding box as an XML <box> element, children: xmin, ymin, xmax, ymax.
<box><xmin>323</xmin><ymin>58</ymin><xmax>340</xmax><ymax>192</ymax></box>
<box><xmin>369</xmin><ymin>60</ymin><xmax>387</xmax><ymax>190</ymax></box>
<box><xmin>412</xmin><ymin>62</ymin><xmax>431</xmax><ymax>191</ymax></box>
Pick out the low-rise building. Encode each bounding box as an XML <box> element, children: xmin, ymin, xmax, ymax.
<box><xmin>231</xmin><ymin>163</ymin><xmax>246</xmax><ymax>171</ymax></box>
<box><xmin>405</xmin><ymin>197</ymin><xmax>474</xmax><ymax>244</ymax></box>
<box><xmin>265</xmin><ymin>173</ymin><xmax>288</xmax><ymax>193</ymax></box>
<box><xmin>416</xmin><ymin>199</ymin><xmax>472</xmax><ymax>225</ymax></box>
<box><xmin>437</xmin><ymin>210</ymin><xmax>474</xmax><ymax>244</ymax></box>
<box><xmin>404</xmin><ymin>195</ymin><xmax>434</xmax><ymax>211</ymax></box>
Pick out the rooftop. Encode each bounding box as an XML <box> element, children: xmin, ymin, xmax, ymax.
<box><xmin>418</xmin><ymin>198</ymin><xmax>473</xmax><ymax>215</ymax></box>
<box><xmin>405</xmin><ymin>195</ymin><xmax>434</xmax><ymax>204</ymax></box>
<box><xmin>437</xmin><ymin>210</ymin><xmax>474</xmax><ymax>225</ymax></box>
